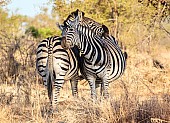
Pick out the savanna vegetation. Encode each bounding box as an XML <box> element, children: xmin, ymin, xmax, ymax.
<box><xmin>0</xmin><ymin>0</ymin><xmax>170</xmax><ymax>122</ymax></box>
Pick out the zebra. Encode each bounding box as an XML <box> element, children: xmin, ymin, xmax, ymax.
<box><xmin>64</xmin><ymin>9</ymin><xmax>122</xmax><ymax>46</ymax></box>
<box><xmin>64</xmin><ymin>9</ymin><xmax>127</xmax><ymax>65</ymax></box>
<box><xmin>64</xmin><ymin>9</ymin><xmax>109</xmax><ymax>37</ymax></box>
<box><xmin>36</xmin><ymin>35</ymin><xmax>79</xmax><ymax>112</ymax></box>
<box><xmin>59</xmin><ymin>9</ymin><xmax>122</xmax><ymax>95</ymax></box>
<box><xmin>59</xmin><ymin>9</ymin><xmax>127</xmax><ymax>97</ymax></box>
<box><xmin>57</xmin><ymin>17</ymin><xmax>126</xmax><ymax>99</ymax></box>
<box><xmin>63</xmin><ymin>9</ymin><xmax>126</xmax><ymax>57</ymax></box>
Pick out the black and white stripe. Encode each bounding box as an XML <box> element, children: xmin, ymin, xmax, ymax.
<box><xmin>61</xmin><ymin>9</ymin><xmax>111</xmax><ymax>95</ymax></box>
<box><xmin>36</xmin><ymin>36</ymin><xmax>79</xmax><ymax>111</ymax></box>
<box><xmin>64</xmin><ymin>9</ymin><xmax>109</xmax><ymax>38</ymax></box>
<box><xmin>63</xmin><ymin>9</ymin><xmax>120</xmax><ymax>50</ymax></box>
<box><xmin>59</xmin><ymin>18</ymin><xmax>126</xmax><ymax>99</ymax></box>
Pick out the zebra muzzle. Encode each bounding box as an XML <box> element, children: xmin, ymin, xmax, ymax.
<box><xmin>61</xmin><ymin>37</ymin><xmax>68</xmax><ymax>49</ymax></box>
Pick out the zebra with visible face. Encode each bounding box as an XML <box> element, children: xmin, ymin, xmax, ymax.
<box><xmin>59</xmin><ymin>9</ymin><xmax>122</xmax><ymax>96</ymax></box>
<box><xmin>64</xmin><ymin>9</ymin><xmax>127</xmax><ymax>68</ymax></box>
<box><xmin>58</xmin><ymin>14</ymin><xmax>126</xmax><ymax>99</ymax></box>
<box><xmin>65</xmin><ymin>9</ymin><xmax>109</xmax><ymax>37</ymax></box>
<box><xmin>64</xmin><ymin>9</ymin><xmax>120</xmax><ymax>46</ymax></box>
<box><xmin>36</xmin><ymin>36</ymin><xmax>79</xmax><ymax>112</ymax></box>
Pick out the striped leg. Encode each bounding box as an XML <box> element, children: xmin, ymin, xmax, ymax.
<box><xmin>102</xmin><ymin>75</ymin><xmax>109</xmax><ymax>98</ymax></box>
<box><xmin>95</xmin><ymin>78</ymin><xmax>103</xmax><ymax>97</ymax></box>
<box><xmin>100</xmin><ymin>82</ymin><xmax>103</xmax><ymax>97</ymax></box>
<box><xmin>87</xmin><ymin>75</ymin><xmax>96</xmax><ymax>99</ymax></box>
<box><xmin>50</xmin><ymin>86</ymin><xmax>59</xmax><ymax>113</ymax></box>
<box><xmin>51</xmin><ymin>78</ymin><xmax>65</xmax><ymax>113</ymax></box>
<box><xmin>70</xmin><ymin>77</ymin><xmax>78</xmax><ymax>97</ymax></box>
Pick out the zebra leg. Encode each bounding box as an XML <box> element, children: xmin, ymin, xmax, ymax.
<box><xmin>100</xmin><ymin>82</ymin><xmax>103</xmax><ymax>97</ymax></box>
<box><xmin>50</xmin><ymin>78</ymin><xmax>65</xmax><ymax>113</ymax></box>
<box><xmin>50</xmin><ymin>86</ymin><xmax>59</xmax><ymax>114</ymax></box>
<box><xmin>102</xmin><ymin>76</ymin><xmax>109</xmax><ymax>98</ymax></box>
<box><xmin>95</xmin><ymin>78</ymin><xmax>103</xmax><ymax>97</ymax></box>
<box><xmin>87</xmin><ymin>75</ymin><xmax>96</xmax><ymax>99</ymax></box>
<box><xmin>70</xmin><ymin>76</ymin><xmax>78</xmax><ymax>97</ymax></box>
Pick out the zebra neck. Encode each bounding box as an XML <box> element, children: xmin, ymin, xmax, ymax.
<box><xmin>78</xmin><ymin>30</ymin><xmax>107</xmax><ymax>66</ymax></box>
<box><xmin>77</xmin><ymin>25</ymin><xmax>95</xmax><ymax>37</ymax></box>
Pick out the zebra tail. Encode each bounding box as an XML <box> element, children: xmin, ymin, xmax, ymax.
<box><xmin>47</xmin><ymin>72</ymin><xmax>53</xmax><ymax>99</ymax></box>
<box><xmin>47</xmin><ymin>38</ymin><xmax>54</xmax><ymax>100</ymax></box>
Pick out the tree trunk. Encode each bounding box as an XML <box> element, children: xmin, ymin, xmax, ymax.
<box><xmin>112</xmin><ymin>0</ymin><xmax>118</xmax><ymax>40</ymax></box>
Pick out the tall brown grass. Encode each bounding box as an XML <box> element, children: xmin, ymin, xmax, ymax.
<box><xmin>0</xmin><ymin>37</ymin><xmax>170</xmax><ymax>122</ymax></box>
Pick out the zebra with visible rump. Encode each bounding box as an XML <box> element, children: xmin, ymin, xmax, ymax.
<box><xmin>36</xmin><ymin>36</ymin><xmax>79</xmax><ymax>112</ymax></box>
<box><xmin>58</xmin><ymin>14</ymin><xmax>126</xmax><ymax>99</ymax></box>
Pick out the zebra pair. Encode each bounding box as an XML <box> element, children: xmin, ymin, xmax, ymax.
<box><xmin>57</xmin><ymin>9</ymin><xmax>127</xmax><ymax>99</ymax></box>
<box><xmin>36</xmin><ymin>9</ymin><xmax>127</xmax><ymax>112</ymax></box>
<box><xmin>36</xmin><ymin>34</ymin><xmax>102</xmax><ymax>113</ymax></box>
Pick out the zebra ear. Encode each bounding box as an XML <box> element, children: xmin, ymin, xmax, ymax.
<box><xmin>56</xmin><ymin>22</ymin><xmax>64</xmax><ymax>31</ymax></box>
<box><xmin>74</xmin><ymin>9</ymin><xmax>84</xmax><ymax>22</ymax></box>
<box><xmin>75</xmin><ymin>9</ymin><xmax>79</xmax><ymax>14</ymax></box>
<box><xmin>102</xmin><ymin>25</ymin><xmax>109</xmax><ymax>36</ymax></box>
<box><xmin>77</xmin><ymin>9</ymin><xmax>85</xmax><ymax>17</ymax></box>
<box><xmin>82</xmin><ymin>11</ymin><xmax>85</xmax><ymax>17</ymax></box>
<box><xmin>77</xmin><ymin>10</ymin><xmax>84</xmax><ymax>24</ymax></box>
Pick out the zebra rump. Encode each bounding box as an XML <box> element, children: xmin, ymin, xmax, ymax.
<box><xmin>36</xmin><ymin>35</ymin><xmax>79</xmax><ymax>111</ymax></box>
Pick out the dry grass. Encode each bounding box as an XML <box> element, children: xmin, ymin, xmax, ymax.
<box><xmin>0</xmin><ymin>46</ymin><xmax>170</xmax><ymax>123</ymax></box>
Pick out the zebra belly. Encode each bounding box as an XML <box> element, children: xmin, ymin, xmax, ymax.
<box><xmin>107</xmin><ymin>52</ymin><xmax>126</xmax><ymax>82</ymax></box>
<box><xmin>82</xmin><ymin>63</ymin><xmax>108</xmax><ymax>79</ymax></box>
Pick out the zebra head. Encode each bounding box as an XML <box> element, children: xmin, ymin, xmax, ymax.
<box><xmin>65</xmin><ymin>9</ymin><xmax>84</xmax><ymax>26</ymax></box>
<box><xmin>57</xmin><ymin>22</ymin><xmax>80</xmax><ymax>49</ymax></box>
<box><xmin>65</xmin><ymin>9</ymin><xmax>109</xmax><ymax>37</ymax></box>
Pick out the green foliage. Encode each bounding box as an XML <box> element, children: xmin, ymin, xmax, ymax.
<box><xmin>38</xmin><ymin>28</ymin><xmax>55</xmax><ymax>38</ymax></box>
<box><xmin>24</xmin><ymin>7</ymin><xmax>61</xmax><ymax>39</ymax></box>
<box><xmin>25</xmin><ymin>26</ymin><xmax>40</xmax><ymax>38</ymax></box>
<box><xmin>0</xmin><ymin>8</ymin><xmax>27</xmax><ymax>41</ymax></box>
<box><xmin>25</xmin><ymin>26</ymin><xmax>56</xmax><ymax>39</ymax></box>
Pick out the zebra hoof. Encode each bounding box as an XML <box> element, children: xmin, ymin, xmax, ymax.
<box><xmin>48</xmin><ymin>108</ymin><xmax>58</xmax><ymax>117</ymax></box>
<box><xmin>103</xmin><ymin>93</ymin><xmax>109</xmax><ymax>99</ymax></box>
